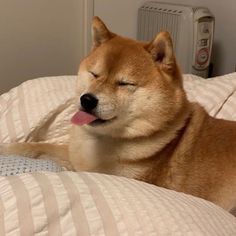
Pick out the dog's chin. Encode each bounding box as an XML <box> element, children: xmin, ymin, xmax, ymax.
<box><xmin>85</xmin><ymin>116</ymin><xmax>126</xmax><ymax>137</ymax></box>
<box><xmin>88</xmin><ymin>116</ymin><xmax>117</xmax><ymax>127</ymax></box>
<box><xmin>86</xmin><ymin>118</ymin><xmax>135</xmax><ymax>139</ymax></box>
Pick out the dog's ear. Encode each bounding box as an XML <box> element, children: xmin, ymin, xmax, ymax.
<box><xmin>92</xmin><ymin>16</ymin><xmax>114</xmax><ymax>48</ymax></box>
<box><xmin>145</xmin><ymin>31</ymin><xmax>177</xmax><ymax>74</ymax></box>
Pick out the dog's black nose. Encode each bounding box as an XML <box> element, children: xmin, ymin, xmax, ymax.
<box><xmin>80</xmin><ymin>93</ymin><xmax>98</xmax><ymax>111</ymax></box>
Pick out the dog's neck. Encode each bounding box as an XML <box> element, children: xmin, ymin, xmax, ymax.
<box><xmin>115</xmin><ymin>104</ymin><xmax>191</xmax><ymax>162</ymax></box>
<box><xmin>115</xmin><ymin>103</ymin><xmax>206</xmax><ymax>183</ymax></box>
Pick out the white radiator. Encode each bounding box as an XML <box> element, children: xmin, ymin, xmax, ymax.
<box><xmin>137</xmin><ymin>2</ymin><xmax>215</xmax><ymax>78</ymax></box>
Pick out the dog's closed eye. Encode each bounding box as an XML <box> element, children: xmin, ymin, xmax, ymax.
<box><xmin>117</xmin><ymin>81</ymin><xmax>136</xmax><ymax>86</ymax></box>
<box><xmin>89</xmin><ymin>71</ymin><xmax>99</xmax><ymax>78</ymax></box>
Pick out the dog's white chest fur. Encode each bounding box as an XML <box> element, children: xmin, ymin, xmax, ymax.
<box><xmin>69</xmin><ymin>126</ymin><xmax>119</xmax><ymax>173</ymax></box>
<box><xmin>68</xmin><ymin>125</ymin><xmax>177</xmax><ymax>179</ymax></box>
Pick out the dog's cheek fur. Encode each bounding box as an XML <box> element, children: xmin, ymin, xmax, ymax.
<box><xmin>120</xmin><ymin>82</ymin><xmax>186</xmax><ymax>138</ymax></box>
<box><xmin>121</xmin><ymin>87</ymin><xmax>167</xmax><ymax>137</ymax></box>
<box><xmin>91</xmin><ymin>87</ymin><xmax>163</xmax><ymax>138</ymax></box>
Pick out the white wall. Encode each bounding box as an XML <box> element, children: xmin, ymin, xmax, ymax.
<box><xmin>0</xmin><ymin>0</ymin><xmax>87</xmax><ymax>94</ymax></box>
<box><xmin>95</xmin><ymin>0</ymin><xmax>236</xmax><ymax>76</ymax></box>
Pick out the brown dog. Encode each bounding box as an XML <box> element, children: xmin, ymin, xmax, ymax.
<box><xmin>1</xmin><ymin>17</ymin><xmax>236</xmax><ymax>212</ymax></box>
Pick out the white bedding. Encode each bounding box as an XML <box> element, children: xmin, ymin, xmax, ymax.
<box><xmin>1</xmin><ymin>73</ymin><xmax>236</xmax><ymax>235</ymax></box>
<box><xmin>1</xmin><ymin>172</ymin><xmax>236</xmax><ymax>235</ymax></box>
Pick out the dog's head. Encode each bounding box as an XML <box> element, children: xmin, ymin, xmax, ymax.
<box><xmin>72</xmin><ymin>17</ymin><xmax>188</xmax><ymax>138</ymax></box>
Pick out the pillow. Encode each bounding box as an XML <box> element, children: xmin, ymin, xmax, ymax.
<box><xmin>184</xmin><ymin>73</ymin><xmax>236</xmax><ymax>120</ymax></box>
<box><xmin>0</xmin><ymin>172</ymin><xmax>235</xmax><ymax>235</ymax></box>
<box><xmin>0</xmin><ymin>76</ymin><xmax>77</xmax><ymax>144</ymax></box>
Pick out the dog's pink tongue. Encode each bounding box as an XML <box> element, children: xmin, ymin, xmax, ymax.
<box><xmin>71</xmin><ymin>111</ymin><xmax>98</xmax><ymax>126</ymax></box>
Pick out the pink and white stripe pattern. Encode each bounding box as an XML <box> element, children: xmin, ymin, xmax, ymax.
<box><xmin>0</xmin><ymin>172</ymin><xmax>236</xmax><ymax>235</ymax></box>
<box><xmin>184</xmin><ymin>73</ymin><xmax>236</xmax><ymax>120</ymax></box>
<box><xmin>0</xmin><ymin>76</ymin><xmax>77</xmax><ymax>144</ymax></box>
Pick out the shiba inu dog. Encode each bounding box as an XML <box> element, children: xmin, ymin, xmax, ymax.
<box><xmin>1</xmin><ymin>17</ymin><xmax>236</xmax><ymax>212</ymax></box>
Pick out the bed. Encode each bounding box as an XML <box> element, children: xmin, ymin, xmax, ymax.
<box><xmin>0</xmin><ymin>73</ymin><xmax>236</xmax><ymax>235</ymax></box>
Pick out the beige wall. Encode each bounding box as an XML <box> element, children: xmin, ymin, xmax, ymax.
<box><xmin>1</xmin><ymin>0</ymin><xmax>235</xmax><ymax>94</ymax></box>
<box><xmin>0</xmin><ymin>0</ymin><xmax>89</xmax><ymax>94</ymax></box>
<box><xmin>95</xmin><ymin>0</ymin><xmax>236</xmax><ymax>76</ymax></box>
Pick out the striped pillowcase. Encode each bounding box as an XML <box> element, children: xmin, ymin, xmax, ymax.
<box><xmin>184</xmin><ymin>73</ymin><xmax>236</xmax><ymax>120</ymax></box>
<box><xmin>0</xmin><ymin>172</ymin><xmax>236</xmax><ymax>235</ymax></box>
<box><xmin>0</xmin><ymin>76</ymin><xmax>77</xmax><ymax>144</ymax></box>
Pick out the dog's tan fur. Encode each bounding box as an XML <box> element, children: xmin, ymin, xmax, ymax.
<box><xmin>1</xmin><ymin>17</ymin><xmax>236</xmax><ymax>211</ymax></box>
